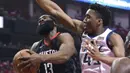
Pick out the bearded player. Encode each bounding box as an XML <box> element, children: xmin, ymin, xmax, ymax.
<box><xmin>18</xmin><ymin>14</ymin><xmax>80</xmax><ymax>73</ymax></box>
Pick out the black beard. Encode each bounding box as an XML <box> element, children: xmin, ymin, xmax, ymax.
<box><xmin>36</xmin><ymin>21</ymin><xmax>54</xmax><ymax>35</ymax></box>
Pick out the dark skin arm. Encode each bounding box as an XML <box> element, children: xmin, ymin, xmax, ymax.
<box><xmin>111</xmin><ymin>57</ymin><xmax>130</xmax><ymax>73</ymax></box>
<box><xmin>40</xmin><ymin>33</ymin><xmax>76</xmax><ymax>63</ymax></box>
<box><xmin>99</xmin><ymin>33</ymin><xmax>125</xmax><ymax>65</ymax></box>
<box><xmin>110</xmin><ymin>33</ymin><xmax>125</xmax><ymax>57</ymax></box>
<box><xmin>86</xmin><ymin>33</ymin><xmax>125</xmax><ymax>66</ymax></box>
<box><xmin>18</xmin><ymin>33</ymin><xmax>76</xmax><ymax>71</ymax></box>
<box><xmin>36</xmin><ymin>0</ymin><xmax>83</xmax><ymax>34</ymax></box>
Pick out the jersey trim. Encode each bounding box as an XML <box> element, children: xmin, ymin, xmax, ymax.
<box><xmin>106</xmin><ymin>30</ymin><xmax>114</xmax><ymax>51</ymax></box>
<box><xmin>44</xmin><ymin>32</ymin><xmax>60</xmax><ymax>46</ymax></box>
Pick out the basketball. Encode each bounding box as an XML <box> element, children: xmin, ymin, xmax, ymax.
<box><xmin>13</xmin><ymin>49</ymin><xmax>40</xmax><ymax>73</ymax></box>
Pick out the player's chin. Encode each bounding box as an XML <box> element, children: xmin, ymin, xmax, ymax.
<box><xmin>84</xmin><ymin>29</ymin><xmax>92</xmax><ymax>34</ymax></box>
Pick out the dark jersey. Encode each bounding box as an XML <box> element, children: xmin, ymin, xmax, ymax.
<box><xmin>31</xmin><ymin>32</ymin><xmax>79</xmax><ymax>73</ymax></box>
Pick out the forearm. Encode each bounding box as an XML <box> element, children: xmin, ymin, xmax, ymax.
<box><xmin>99</xmin><ymin>56</ymin><xmax>121</xmax><ymax>66</ymax></box>
<box><xmin>36</xmin><ymin>0</ymin><xmax>61</xmax><ymax>15</ymax></box>
<box><xmin>40</xmin><ymin>51</ymin><xmax>71</xmax><ymax>64</ymax></box>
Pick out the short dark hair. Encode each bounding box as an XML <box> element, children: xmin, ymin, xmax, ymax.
<box><xmin>39</xmin><ymin>14</ymin><xmax>57</xmax><ymax>24</ymax></box>
<box><xmin>89</xmin><ymin>3</ymin><xmax>112</xmax><ymax>26</ymax></box>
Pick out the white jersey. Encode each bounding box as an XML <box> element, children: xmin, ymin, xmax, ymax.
<box><xmin>80</xmin><ymin>28</ymin><xmax>115</xmax><ymax>73</ymax></box>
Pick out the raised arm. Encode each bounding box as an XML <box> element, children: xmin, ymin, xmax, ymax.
<box><xmin>36</xmin><ymin>0</ymin><xmax>83</xmax><ymax>34</ymax></box>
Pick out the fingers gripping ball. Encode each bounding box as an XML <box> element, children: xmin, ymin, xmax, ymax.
<box><xmin>13</xmin><ymin>49</ymin><xmax>40</xmax><ymax>73</ymax></box>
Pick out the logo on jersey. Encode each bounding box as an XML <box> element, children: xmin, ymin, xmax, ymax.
<box><xmin>39</xmin><ymin>50</ymin><xmax>58</xmax><ymax>55</ymax></box>
<box><xmin>97</xmin><ymin>36</ymin><xmax>104</xmax><ymax>40</ymax></box>
<box><xmin>96</xmin><ymin>36</ymin><xmax>106</xmax><ymax>47</ymax></box>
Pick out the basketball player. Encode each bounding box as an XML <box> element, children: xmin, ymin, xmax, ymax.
<box><xmin>111</xmin><ymin>57</ymin><xmax>130</xmax><ymax>73</ymax></box>
<box><xmin>18</xmin><ymin>15</ymin><xmax>80</xmax><ymax>73</ymax></box>
<box><xmin>125</xmin><ymin>31</ymin><xmax>130</xmax><ymax>56</ymax></box>
<box><xmin>36</xmin><ymin>0</ymin><xmax>125</xmax><ymax>73</ymax></box>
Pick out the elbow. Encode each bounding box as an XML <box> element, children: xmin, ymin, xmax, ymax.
<box><xmin>60</xmin><ymin>49</ymin><xmax>75</xmax><ymax>63</ymax></box>
<box><xmin>54</xmin><ymin>56</ymin><xmax>69</xmax><ymax>64</ymax></box>
<box><xmin>63</xmin><ymin>55</ymin><xmax>70</xmax><ymax>61</ymax></box>
<box><xmin>63</xmin><ymin>46</ymin><xmax>76</xmax><ymax>61</ymax></box>
<box><xmin>58</xmin><ymin>45</ymin><xmax>75</xmax><ymax>64</ymax></box>
<box><xmin>58</xmin><ymin>53</ymin><xmax>73</xmax><ymax>64</ymax></box>
<box><xmin>58</xmin><ymin>55</ymin><xmax>70</xmax><ymax>64</ymax></box>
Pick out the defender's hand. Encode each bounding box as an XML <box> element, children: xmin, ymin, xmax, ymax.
<box><xmin>86</xmin><ymin>40</ymin><xmax>102</xmax><ymax>61</ymax></box>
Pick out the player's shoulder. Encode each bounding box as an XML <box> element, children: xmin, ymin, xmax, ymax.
<box><xmin>111</xmin><ymin>57</ymin><xmax>126</xmax><ymax>71</ymax></box>
<box><xmin>58</xmin><ymin>32</ymin><xmax>72</xmax><ymax>38</ymax></box>
<box><xmin>33</xmin><ymin>41</ymin><xmax>41</xmax><ymax>46</ymax></box>
<box><xmin>57</xmin><ymin>32</ymin><xmax>74</xmax><ymax>42</ymax></box>
<box><xmin>109</xmin><ymin>32</ymin><xmax>122</xmax><ymax>40</ymax></box>
<box><xmin>114</xmin><ymin>57</ymin><xmax>130</xmax><ymax>66</ymax></box>
<box><xmin>30</xmin><ymin>40</ymin><xmax>42</xmax><ymax>51</ymax></box>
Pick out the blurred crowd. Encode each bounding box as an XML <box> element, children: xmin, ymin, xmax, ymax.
<box><xmin>0</xmin><ymin>41</ymin><xmax>31</xmax><ymax>50</ymax></box>
<box><xmin>111</xmin><ymin>24</ymin><xmax>129</xmax><ymax>41</ymax></box>
<box><xmin>0</xmin><ymin>61</ymin><xmax>14</xmax><ymax>73</ymax></box>
<box><xmin>0</xmin><ymin>7</ymin><xmax>25</xmax><ymax>21</ymax></box>
<box><xmin>0</xmin><ymin>41</ymin><xmax>31</xmax><ymax>73</ymax></box>
<box><xmin>0</xmin><ymin>6</ymin><xmax>43</xmax><ymax>22</ymax></box>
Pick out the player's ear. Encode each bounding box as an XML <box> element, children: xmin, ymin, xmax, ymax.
<box><xmin>97</xmin><ymin>18</ymin><xmax>103</xmax><ymax>27</ymax></box>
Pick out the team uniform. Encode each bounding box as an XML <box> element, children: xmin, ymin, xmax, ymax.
<box><xmin>80</xmin><ymin>28</ymin><xmax>115</xmax><ymax>73</ymax></box>
<box><xmin>31</xmin><ymin>32</ymin><xmax>79</xmax><ymax>73</ymax></box>
<box><xmin>125</xmin><ymin>31</ymin><xmax>130</xmax><ymax>56</ymax></box>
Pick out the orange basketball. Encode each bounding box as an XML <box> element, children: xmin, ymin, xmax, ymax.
<box><xmin>13</xmin><ymin>49</ymin><xmax>40</xmax><ymax>73</ymax></box>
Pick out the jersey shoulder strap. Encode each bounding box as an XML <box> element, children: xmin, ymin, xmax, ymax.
<box><xmin>30</xmin><ymin>40</ymin><xmax>42</xmax><ymax>52</ymax></box>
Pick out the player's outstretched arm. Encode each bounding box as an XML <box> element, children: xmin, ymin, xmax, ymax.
<box><xmin>36</xmin><ymin>0</ymin><xmax>83</xmax><ymax>34</ymax></box>
<box><xmin>40</xmin><ymin>33</ymin><xmax>76</xmax><ymax>64</ymax></box>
